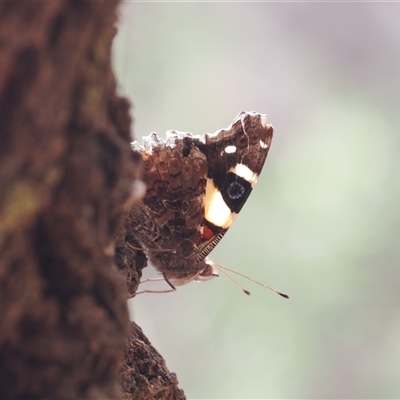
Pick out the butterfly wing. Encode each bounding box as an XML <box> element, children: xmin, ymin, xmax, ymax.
<box><xmin>128</xmin><ymin>112</ymin><xmax>273</xmax><ymax>283</ymax></box>
<box><xmin>130</xmin><ymin>132</ymin><xmax>208</xmax><ymax>255</ymax></box>
<box><xmin>194</xmin><ymin>112</ymin><xmax>274</xmax><ymax>260</ymax></box>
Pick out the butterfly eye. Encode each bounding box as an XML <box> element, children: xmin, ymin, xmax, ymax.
<box><xmin>195</xmin><ymin>261</ymin><xmax>219</xmax><ymax>281</ymax></box>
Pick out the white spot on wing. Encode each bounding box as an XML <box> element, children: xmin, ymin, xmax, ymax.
<box><xmin>224</xmin><ymin>145</ymin><xmax>237</xmax><ymax>154</ymax></box>
<box><xmin>205</xmin><ymin>179</ymin><xmax>236</xmax><ymax>228</ymax></box>
<box><xmin>260</xmin><ymin>140</ymin><xmax>268</xmax><ymax>149</ymax></box>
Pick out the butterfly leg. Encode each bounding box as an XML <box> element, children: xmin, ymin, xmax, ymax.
<box><xmin>133</xmin><ymin>274</ymin><xmax>177</xmax><ymax>296</ymax></box>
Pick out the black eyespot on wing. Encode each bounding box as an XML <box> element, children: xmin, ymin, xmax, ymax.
<box><xmin>227</xmin><ymin>181</ymin><xmax>245</xmax><ymax>200</ymax></box>
<box><xmin>222</xmin><ymin>172</ymin><xmax>252</xmax><ymax>213</ymax></box>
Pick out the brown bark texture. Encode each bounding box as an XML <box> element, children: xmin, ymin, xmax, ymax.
<box><xmin>0</xmin><ymin>2</ymin><xmax>184</xmax><ymax>399</ymax></box>
<box><xmin>115</xmin><ymin>223</ymin><xmax>187</xmax><ymax>400</ymax></box>
<box><xmin>118</xmin><ymin>321</ymin><xmax>186</xmax><ymax>400</ymax></box>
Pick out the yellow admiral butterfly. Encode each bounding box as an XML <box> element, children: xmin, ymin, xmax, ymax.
<box><xmin>127</xmin><ymin>112</ymin><xmax>288</xmax><ymax>298</ymax></box>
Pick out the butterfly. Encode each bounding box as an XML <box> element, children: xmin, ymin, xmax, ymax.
<box><xmin>126</xmin><ymin>112</ymin><xmax>288</xmax><ymax>298</ymax></box>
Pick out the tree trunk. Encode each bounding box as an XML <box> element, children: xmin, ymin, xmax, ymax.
<box><xmin>0</xmin><ymin>2</ymin><xmax>183</xmax><ymax>399</ymax></box>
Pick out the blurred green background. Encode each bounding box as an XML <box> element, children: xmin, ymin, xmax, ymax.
<box><xmin>113</xmin><ymin>2</ymin><xmax>400</xmax><ymax>399</ymax></box>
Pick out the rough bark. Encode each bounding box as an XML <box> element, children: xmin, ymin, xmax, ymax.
<box><xmin>119</xmin><ymin>322</ymin><xmax>186</xmax><ymax>400</ymax></box>
<box><xmin>115</xmin><ymin>217</ymin><xmax>187</xmax><ymax>399</ymax></box>
<box><xmin>0</xmin><ymin>2</ymin><xmax>185</xmax><ymax>398</ymax></box>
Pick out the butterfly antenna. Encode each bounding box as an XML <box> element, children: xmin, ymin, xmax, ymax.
<box><xmin>215</xmin><ymin>265</ymin><xmax>290</xmax><ymax>299</ymax></box>
<box><xmin>216</xmin><ymin>266</ymin><xmax>251</xmax><ymax>295</ymax></box>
